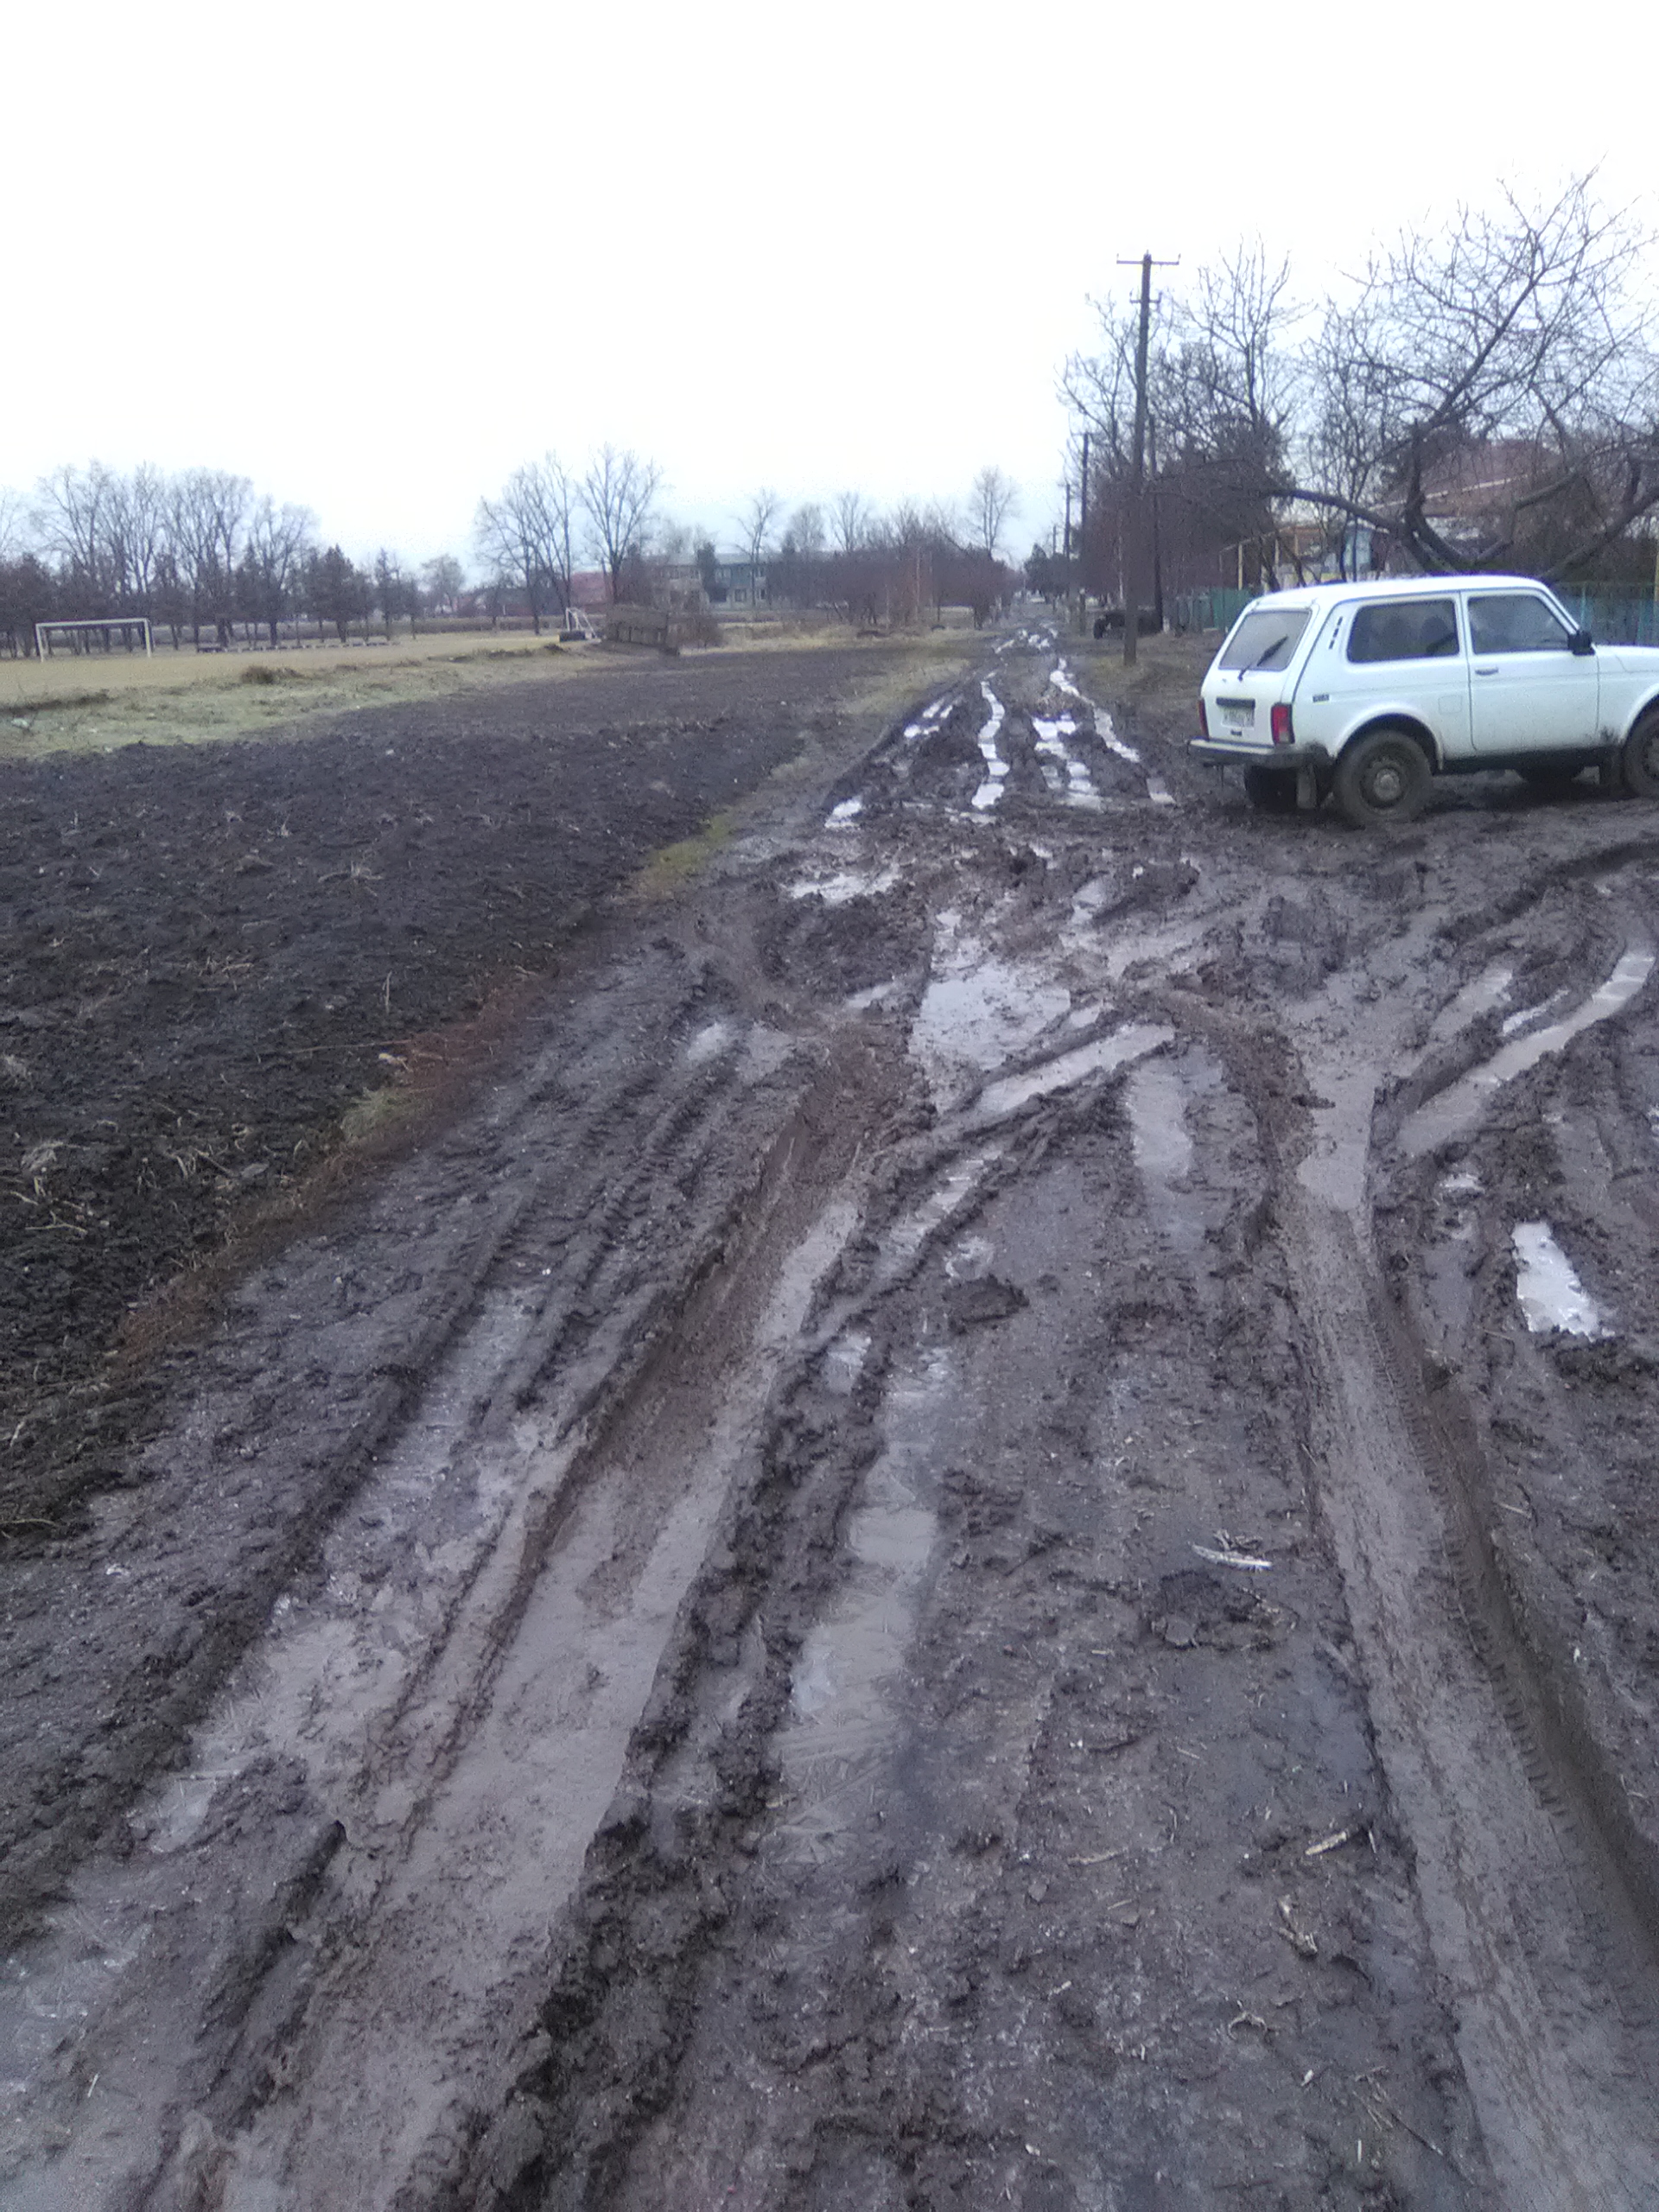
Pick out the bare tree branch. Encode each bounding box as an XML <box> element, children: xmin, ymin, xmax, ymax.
<box><xmin>580</xmin><ymin>447</ymin><xmax>662</xmax><ymax>602</ymax></box>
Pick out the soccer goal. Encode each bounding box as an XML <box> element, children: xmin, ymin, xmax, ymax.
<box><xmin>35</xmin><ymin>616</ymin><xmax>153</xmax><ymax>659</ymax></box>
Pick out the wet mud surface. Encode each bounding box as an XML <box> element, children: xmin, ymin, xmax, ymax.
<box><xmin>0</xmin><ymin>649</ymin><xmax>908</xmax><ymax>1542</ymax></box>
<box><xmin>7</xmin><ymin>626</ymin><xmax>1659</xmax><ymax>2207</ymax></box>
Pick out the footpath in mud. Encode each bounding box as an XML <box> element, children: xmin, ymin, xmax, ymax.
<box><xmin>6</xmin><ymin>626</ymin><xmax>1659</xmax><ymax>2209</ymax></box>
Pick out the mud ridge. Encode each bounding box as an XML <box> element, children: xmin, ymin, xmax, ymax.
<box><xmin>445</xmin><ymin>1106</ymin><xmax>1093</xmax><ymax>2208</ymax></box>
<box><xmin>1376</xmin><ymin>1171</ymin><xmax>1659</xmax><ymax>1996</ymax></box>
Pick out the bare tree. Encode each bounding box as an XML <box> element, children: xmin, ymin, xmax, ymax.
<box><xmin>476</xmin><ymin>473</ymin><xmax>542</xmax><ymax>631</ymax></box>
<box><xmin>1063</xmin><ymin>245</ymin><xmax>1295</xmax><ymax>594</ymax></box>
<box><xmin>832</xmin><ymin>490</ymin><xmax>873</xmax><ymax>555</ymax></box>
<box><xmin>242</xmin><ymin>497</ymin><xmax>315</xmax><ymax>645</ymax></box>
<box><xmin>580</xmin><ymin>446</ymin><xmax>662</xmax><ymax>601</ymax></box>
<box><xmin>105</xmin><ymin>463</ymin><xmax>171</xmax><ymax>609</ymax></box>
<box><xmin>373</xmin><ymin>550</ymin><xmax>409</xmax><ymax>639</ymax></box>
<box><xmin>1063</xmin><ymin>181</ymin><xmax>1659</xmax><ymax>591</ymax></box>
<box><xmin>770</xmin><ymin>503</ymin><xmax>830</xmax><ymax>608</ymax></box>
<box><xmin>969</xmin><ymin>467</ymin><xmax>1019</xmax><ymax>557</ymax></box>
<box><xmin>739</xmin><ymin>488</ymin><xmax>781</xmax><ymax>600</ymax></box>
<box><xmin>1291</xmin><ymin>180</ymin><xmax>1659</xmax><ymax>576</ymax></box>
<box><xmin>169</xmin><ymin>469</ymin><xmax>251</xmax><ymax>645</ymax></box>
<box><xmin>31</xmin><ymin>461</ymin><xmax>118</xmax><ymax>611</ymax></box>
<box><xmin>788</xmin><ymin>501</ymin><xmax>826</xmax><ymax>558</ymax></box>
<box><xmin>475</xmin><ymin>455</ymin><xmax>578</xmax><ymax>633</ymax></box>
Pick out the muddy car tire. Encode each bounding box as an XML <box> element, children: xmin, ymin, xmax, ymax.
<box><xmin>1621</xmin><ymin>710</ymin><xmax>1659</xmax><ymax>800</ymax></box>
<box><xmin>1332</xmin><ymin>727</ymin><xmax>1430</xmax><ymax>828</ymax></box>
<box><xmin>1243</xmin><ymin>763</ymin><xmax>1299</xmax><ymax>814</ymax></box>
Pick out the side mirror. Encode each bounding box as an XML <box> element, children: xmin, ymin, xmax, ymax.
<box><xmin>1570</xmin><ymin>626</ymin><xmax>1595</xmax><ymax>655</ymax></box>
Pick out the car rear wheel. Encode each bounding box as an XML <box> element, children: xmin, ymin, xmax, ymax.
<box><xmin>1621</xmin><ymin>711</ymin><xmax>1659</xmax><ymax>800</ymax></box>
<box><xmin>1332</xmin><ymin>728</ymin><xmax>1430</xmax><ymax>829</ymax></box>
<box><xmin>1243</xmin><ymin>763</ymin><xmax>1299</xmax><ymax>814</ymax></box>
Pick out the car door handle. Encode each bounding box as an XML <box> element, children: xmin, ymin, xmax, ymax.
<box><xmin>1475</xmin><ymin>665</ymin><xmax>1499</xmax><ymax>676</ymax></box>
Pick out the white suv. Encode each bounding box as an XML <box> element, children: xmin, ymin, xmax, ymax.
<box><xmin>1191</xmin><ymin>575</ymin><xmax>1659</xmax><ymax>826</ymax></box>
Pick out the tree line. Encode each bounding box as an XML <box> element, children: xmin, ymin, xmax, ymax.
<box><xmin>0</xmin><ymin>462</ymin><xmax>472</xmax><ymax>658</ymax></box>
<box><xmin>473</xmin><ymin>458</ymin><xmax>1023</xmax><ymax>632</ymax></box>
<box><xmin>1059</xmin><ymin>176</ymin><xmax>1659</xmax><ymax>609</ymax></box>
<box><xmin>0</xmin><ymin>446</ymin><xmax>1027</xmax><ymax>660</ymax></box>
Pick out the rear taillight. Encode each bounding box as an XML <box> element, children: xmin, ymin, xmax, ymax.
<box><xmin>1198</xmin><ymin>696</ymin><xmax>1209</xmax><ymax>737</ymax></box>
<box><xmin>1270</xmin><ymin>703</ymin><xmax>1294</xmax><ymax>746</ymax></box>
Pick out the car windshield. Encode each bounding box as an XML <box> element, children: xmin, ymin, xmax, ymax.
<box><xmin>1218</xmin><ymin>607</ymin><xmax>1311</xmax><ymax>674</ymax></box>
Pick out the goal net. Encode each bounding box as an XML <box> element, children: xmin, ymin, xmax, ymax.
<box><xmin>35</xmin><ymin>616</ymin><xmax>153</xmax><ymax>659</ymax></box>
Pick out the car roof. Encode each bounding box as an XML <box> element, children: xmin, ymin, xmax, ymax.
<box><xmin>1241</xmin><ymin>575</ymin><xmax>1555</xmax><ymax>612</ymax></box>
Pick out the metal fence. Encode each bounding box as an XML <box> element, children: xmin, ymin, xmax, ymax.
<box><xmin>1557</xmin><ymin>592</ymin><xmax>1659</xmax><ymax>647</ymax></box>
<box><xmin>1167</xmin><ymin>583</ymin><xmax>1659</xmax><ymax>647</ymax></box>
<box><xmin>1167</xmin><ymin>588</ymin><xmax>1253</xmax><ymax>635</ymax></box>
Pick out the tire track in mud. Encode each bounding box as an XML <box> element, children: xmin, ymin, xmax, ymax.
<box><xmin>487</xmin><ymin>680</ymin><xmax>1659</xmax><ymax>2212</ymax></box>
<box><xmin>1286</xmin><ymin>1194</ymin><xmax>1659</xmax><ymax>2210</ymax></box>
<box><xmin>1264</xmin><ymin>853</ymin><xmax>1659</xmax><ymax>2206</ymax></box>
<box><xmin>0</xmin><ymin>933</ymin><xmax>905</xmax><ymax>2205</ymax></box>
<box><xmin>1383</xmin><ymin>935</ymin><xmax>1659</xmax><ymax>1986</ymax></box>
<box><xmin>823</xmin><ymin>634</ymin><xmax>1164</xmax><ymax>833</ymax></box>
<box><xmin>440</xmin><ymin>645</ymin><xmax>1497</xmax><ymax>2208</ymax></box>
<box><xmin>454</xmin><ymin>1017</ymin><xmax>1486</xmax><ymax>2208</ymax></box>
<box><xmin>216</xmin><ymin>1077</ymin><xmax>884</xmax><ymax>2209</ymax></box>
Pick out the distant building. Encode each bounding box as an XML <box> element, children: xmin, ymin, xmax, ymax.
<box><xmin>568</xmin><ymin>570</ymin><xmax>611</xmax><ymax>613</ymax></box>
<box><xmin>702</xmin><ymin>556</ymin><xmax>768</xmax><ymax>607</ymax></box>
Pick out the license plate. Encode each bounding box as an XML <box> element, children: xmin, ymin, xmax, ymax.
<box><xmin>1218</xmin><ymin>696</ymin><xmax>1254</xmax><ymax>728</ymax></box>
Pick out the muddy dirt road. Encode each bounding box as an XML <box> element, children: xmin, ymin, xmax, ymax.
<box><xmin>6</xmin><ymin>626</ymin><xmax>1659</xmax><ymax>2208</ymax></box>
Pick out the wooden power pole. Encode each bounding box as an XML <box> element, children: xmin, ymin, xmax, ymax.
<box><xmin>1077</xmin><ymin>429</ymin><xmax>1090</xmax><ymax>635</ymax></box>
<box><xmin>1118</xmin><ymin>251</ymin><xmax>1177</xmax><ymax>667</ymax></box>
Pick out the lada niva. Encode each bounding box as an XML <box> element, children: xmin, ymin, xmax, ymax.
<box><xmin>1190</xmin><ymin>576</ymin><xmax>1659</xmax><ymax>827</ymax></box>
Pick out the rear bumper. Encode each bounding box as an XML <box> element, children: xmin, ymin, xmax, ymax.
<box><xmin>1190</xmin><ymin>738</ymin><xmax>1332</xmax><ymax>770</ymax></box>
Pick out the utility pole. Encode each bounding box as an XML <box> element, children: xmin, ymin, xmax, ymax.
<box><xmin>1148</xmin><ymin>415</ymin><xmax>1165</xmax><ymax>633</ymax></box>
<box><xmin>1117</xmin><ymin>250</ymin><xmax>1178</xmax><ymax>666</ymax></box>
<box><xmin>1077</xmin><ymin>429</ymin><xmax>1090</xmax><ymax>635</ymax></box>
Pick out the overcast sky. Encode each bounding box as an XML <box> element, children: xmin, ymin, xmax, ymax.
<box><xmin>6</xmin><ymin>0</ymin><xmax>1654</xmax><ymax>573</ymax></box>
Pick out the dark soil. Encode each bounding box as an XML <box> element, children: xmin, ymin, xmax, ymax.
<box><xmin>0</xmin><ymin>649</ymin><xmax>901</xmax><ymax>1541</ymax></box>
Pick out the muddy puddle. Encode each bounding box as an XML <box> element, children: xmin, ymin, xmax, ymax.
<box><xmin>785</xmin><ymin>1345</ymin><xmax>948</xmax><ymax>1787</ymax></box>
<box><xmin>1400</xmin><ymin>944</ymin><xmax>1656</xmax><ymax>1157</ymax></box>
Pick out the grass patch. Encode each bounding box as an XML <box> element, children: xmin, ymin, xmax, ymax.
<box><xmin>627</xmin><ymin>810</ymin><xmax>738</xmax><ymax>899</ymax></box>
<box><xmin>239</xmin><ymin>662</ymin><xmax>310</xmax><ymax>686</ymax></box>
<box><xmin>5</xmin><ymin>690</ymin><xmax>111</xmax><ymax>716</ymax></box>
<box><xmin>340</xmin><ymin>1083</ymin><xmax>422</xmax><ymax>1147</ymax></box>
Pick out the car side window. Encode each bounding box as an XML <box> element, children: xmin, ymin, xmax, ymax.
<box><xmin>1346</xmin><ymin>599</ymin><xmax>1461</xmax><ymax>664</ymax></box>
<box><xmin>1467</xmin><ymin>594</ymin><xmax>1573</xmax><ymax>655</ymax></box>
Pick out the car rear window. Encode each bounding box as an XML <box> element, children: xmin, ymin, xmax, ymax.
<box><xmin>1218</xmin><ymin>607</ymin><xmax>1311</xmax><ymax>674</ymax></box>
<box><xmin>1346</xmin><ymin>599</ymin><xmax>1461</xmax><ymax>663</ymax></box>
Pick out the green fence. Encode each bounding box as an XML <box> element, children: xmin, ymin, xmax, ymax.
<box><xmin>1168</xmin><ymin>588</ymin><xmax>1253</xmax><ymax>634</ymax></box>
<box><xmin>1557</xmin><ymin>592</ymin><xmax>1659</xmax><ymax>647</ymax></box>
